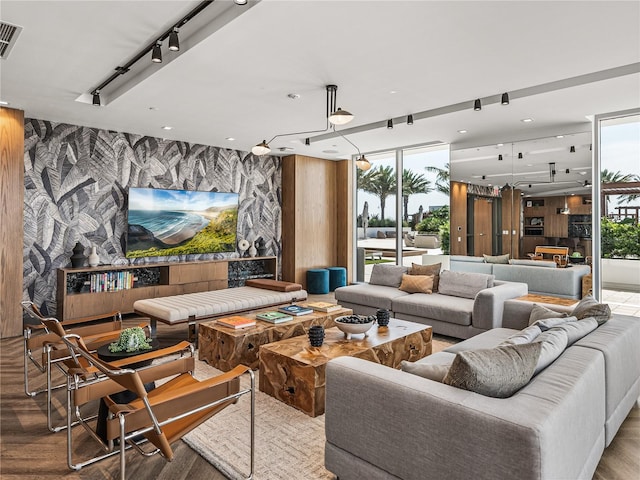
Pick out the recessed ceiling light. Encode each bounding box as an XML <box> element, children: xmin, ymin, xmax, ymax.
<box><xmin>579</xmin><ymin>171</ymin><xmax>587</xmax><ymax>176</ymax></box>
<box><xmin>161</xmin><ymin>126</ymin><xmax>173</xmax><ymax>130</ymax></box>
<box><xmin>226</xmin><ymin>137</ymin><xmax>235</xmax><ymax>141</ymax></box>
<box><xmin>521</xmin><ymin>118</ymin><xmax>534</xmax><ymax>123</ymax></box>
<box><xmin>0</xmin><ymin>100</ymin><xmax>9</xmax><ymax>106</ymax></box>
<box><xmin>149</xmin><ymin>107</ymin><xmax>159</xmax><ymax>111</ymax></box>
<box><xmin>497</xmin><ymin>143</ymin><xmax>504</xmax><ymax>147</ymax></box>
<box><xmin>556</xmin><ymin>135</ymin><xmax>564</xmax><ymax>138</ymax></box>
<box><xmin>287</xmin><ymin>93</ymin><xmax>301</xmax><ymax>100</ymax></box>
<box><xmin>526</xmin><ymin>164</ymin><xmax>533</xmax><ymax>167</ymax></box>
<box><xmin>458</xmin><ymin>129</ymin><xmax>468</xmax><ymax>134</ymax></box>
<box><xmin>390</xmin><ymin>90</ymin><xmax>398</xmax><ymax>94</ymax></box>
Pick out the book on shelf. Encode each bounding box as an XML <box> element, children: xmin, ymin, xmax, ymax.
<box><xmin>255</xmin><ymin>311</ymin><xmax>293</xmax><ymax>323</ymax></box>
<box><xmin>305</xmin><ymin>301</ymin><xmax>342</xmax><ymax>313</ymax></box>
<box><xmin>278</xmin><ymin>304</ymin><xmax>314</xmax><ymax>316</ymax></box>
<box><xmin>217</xmin><ymin>316</ymin><xmax>256</xmax><ymax>329</ymax></box>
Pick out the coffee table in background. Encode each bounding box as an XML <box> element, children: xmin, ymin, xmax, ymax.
<box><xmin>198</xmin><ymin>307</ymin><xmax>352</xmax><ymax>371</ymax></box>
<box><xmin>259</xmin><ymin>318</ymin><xmax>432</xmax><ymax>417</ymax></box>
<box><xmin>515</xmin><ymin>293</ymin><xmax>579</xmax><ymax>307</ymax></box>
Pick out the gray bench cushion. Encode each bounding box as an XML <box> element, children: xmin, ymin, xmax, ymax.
<box><xmin>334</xmin><ymin>283</ymin><xmax>410</xmax><ymax>311</ymax></box>
<box><xmin>392</xmin><ymin>293</ymin><xmax>474</xmax><ymax>326</ymax></box>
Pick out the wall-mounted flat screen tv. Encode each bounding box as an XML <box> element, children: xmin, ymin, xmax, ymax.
<box><xmin>126</xmin><ymin>187</ymin><xmax>239</xmax><ymax>258</ymax></box>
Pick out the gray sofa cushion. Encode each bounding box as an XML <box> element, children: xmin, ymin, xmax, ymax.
<box><xmin>550</xmin><ymin>317</ymin><xmax>598</xmax><ymax>346</ymax></box>
<box><xmin>571</xmin><ymin>294</ymin><xmax>612</xmax><ymax>325</ymax></box>
<box><xmin>533</xmin><ymin>315</ymin><xmax>575</xmax><ymax>331</ymax></box>
<box><xmin>438</xmin><ymin>270</ymin><xmax>494</xmax><ymax>299</ymax></box>
<box><xmin>401</xmin><ymin>361</ymin><xmax>450</xmax><ymax>382</ymax></box>
<box><xmin>335</xmin><ymin>283</ymin><xmax>410</xmax><ymax>311</ymax></box>
<box><xmin>533</xmin><ymin>329</ymin><xmax>569</xmax><ymax>374</ymax></box>
<box><xmin>499</xmin><ymin>324</ymin><xmax>542</xmax><ymax>345</ymax></box>
<box><xmin>450</xmin><ymin>257</ymin><xmax>494</xmax><ymax>274</ymax></box>
<box><xmin>444</xmin><ymin>327</ymin><xmax>515</xmax><ymax>353</ymax></box>
<box><xmin>528</xmin><ymin>303</ymin><xmax>569</xmax><ymax>326</ymax></box>
<box><xmin>368</xmin><ymin>264</ymin><xmax>409</xmax><ymax>288</ymax></box>
<box><xmin>392</xmin><ymin>293</ymin><xmax>474</xmax><ymax>326</ymax></box>
<box><xmin>443</xmin><ymin>342</ymin><xmax>542</xmax><ymax>398</ymax></box>
<box><xmin>510</xmin><ymin>259</ymin><xmax>557</xmax><ymax>268</ymax></box>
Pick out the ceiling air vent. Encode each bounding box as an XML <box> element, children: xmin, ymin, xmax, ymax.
<box><xmin>0</xmin><ymin>22</ymin><xmax>23</xmax><ymax>59</ymax></box>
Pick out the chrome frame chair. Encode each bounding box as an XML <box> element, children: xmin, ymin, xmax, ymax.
<box><xmin>60</xmin><ymin>334</ymin><xmax>255</xmax><ymax>480</ymax></box>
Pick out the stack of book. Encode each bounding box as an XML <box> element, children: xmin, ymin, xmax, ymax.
<box><xmin>278</xmin><ymin>304</ymin><xmax>314</xmax><ymax>316</ymax></box>
<box><xmin>217</xmin><ymin>316</ymin><xmax>256</xmax><ymax>329</ymax></box>
<box><xmin>305</xmin><ymin>301</ymin><xmax>342</xmax><ymax>313</ymax></box>
<box><xmin>256</xmin><ymin>311</ymin><xmax>293</xmax><ymax>324</ymax></box>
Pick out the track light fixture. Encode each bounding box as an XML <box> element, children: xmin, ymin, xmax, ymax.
<box><xmin>87</xmin><ymin>1</ymin><xmax>214</xmax><ymax>106</ymax></box>
<box><xmin>92</xmin><ymin>92</ymin><xmax>101</xmax><ymax>106</ymax></box>
<box><xmin>234</xmin><ymin>0</ymin><xmax>248</xmax><ymax>4</ymax></box>
<box><xmin>151</xmin><ymin>42</ymin><xmax>162</xmax><ymax>63</ymax></box>
<box><xmin>474</xmin><ymin>99</ymin><xmax>482</xmax><ymax>111</ymax></box>
<box><xmin>518</xmin><ymin>152</ymin><xmax>523</xmax><ymax>159</ymax></box>
<box><xmin>305</xmin><ymin>138</ymin><xmax>310</xmax><ymax>146</ymax></box>
<box><xmin>501</xmin><ymin>92</ymin><xmax>510</xmax><ymax>105</ymax></box>
<box><xmin>565</xmin><ymin>168</ymin><xmax>570</xmax><ymax>174</ymax></box>
<box><xmin>498</xmin><ymin>154</ymin><xmax>503</xmax><ymax>161</ymax></box>
<box><xmin>407</xmin><ymin>114</ymin><xmax>414</xmax><ymax>125</ymax></box>
<box><xmin>387</xmin><ymin>119</ymin><xmax>393</xmax><ymax>129</ymax></box>
<box><xmin>570</xmin><ymin>145</ymin><xmax>575</xmax><ymax>153</ymax></box>
<box><xmin>482</xmin><ymin>175</ymin><xmax>486</xmax><ymax>180</ymax></box>
<box><xmin>252</xmin><ymin>84</ymin><xmax>354</xmax><ymax>155</ymax></box>
<box><xmin>168</xmin><ymin>29</ymin><xmax>180</xmax><ymax>51</ymax></box>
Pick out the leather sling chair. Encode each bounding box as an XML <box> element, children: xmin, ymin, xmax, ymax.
<box><xmin>21</xmin><ymin>301</ymin><xmax>146</xmax><ymax>432</ymax></box>
<box><xmin>60</xmin><ymin>334</ymin><xmax>255</xmax><ymax>480</ymax></box>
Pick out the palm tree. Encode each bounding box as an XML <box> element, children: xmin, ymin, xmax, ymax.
<box><xmin>402</xmin><ymin>170</ymin><xmax>432</xmax><ymax>223</ymax></box>
<box><xmin>601</xmin><ymin>169</ymin><xmax>640</xmax><ymax>215</ymax></box>
<box><xmin>425</xmin><ymin>163</ymin><xmax>450</xmax><ymax>196</ymax></box>
<box><xmin>359</xmin><ymin>165</ymin><xmax>396</xmax><ymax>220</ymax></box>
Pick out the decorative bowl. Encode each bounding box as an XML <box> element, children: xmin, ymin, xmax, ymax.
<box><xmin>334</xmin><ymin>315</ymin><xmax>376</xmax><ymax>340</ymax></box>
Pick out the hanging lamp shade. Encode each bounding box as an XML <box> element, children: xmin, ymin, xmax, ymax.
<box><xmin>329</xmin><ymin>108</ymin><xmax>354</xmax><ymax>125</ymax></box>
<box><xmin>355</xmin><ymin>155</ymin><xmax>371</xmax><ymax>171</ymax></box>
<box><xmin>251</xmin><ymin>140</ymin><xmax>270</xmax><ymax>156</ymax></box>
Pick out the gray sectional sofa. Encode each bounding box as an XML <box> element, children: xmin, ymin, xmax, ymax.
<box><xmin>325</xmin><ymin>305</ymin><xmax>640</xmax><ymax>480</ymax></box>
<box><xmin>449</xmin><ymin>255</ymin><xmax>591</xmax><ymax>299</ymax></box>
<box><xmin>335</xmin><ymin>264</ymin><xmax>528</xmax><ymax>339</ymax></box>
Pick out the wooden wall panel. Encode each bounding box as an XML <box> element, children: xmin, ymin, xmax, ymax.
<box><xmin>501</xmin><ymin>188</ymin><xmax>521</xmax><ymax>258</ymax></box>
<box><xmin>281</xmin><ymin>155</ymin><xmax>339</xmax><ymax>287</ymax></box>
<box><xmin>450</xmin><ymin>181</ymin><xmax>468</xmax><ymax>255</ymax></box>
<box><xmin>0</xmin><ymin>108</ymin><xmax>24</xmax><ymax>338</ymax></box>
<box><xmin>335</xmin><ymin>160</ymin><xmax>353</xmax><ymax>284</ymax></box>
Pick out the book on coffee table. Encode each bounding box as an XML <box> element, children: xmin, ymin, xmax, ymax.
<box><xmin>217</xmin><ymin>316</ymin><xmax>256</xmax><ymax>329</ymax></box>
<box><xmin>305</xmin><ymin>301</ymin><xmax>342</xmax><ymax>313</ymax></box>
<box><xmin>278</xmin><ymin>304</ymin><xmax>314</xmax><ymax>316</ymax></box>
<box><xmin>256</xmin><ymin>311</ymin><xmax>293</xmax><ymax>323</ymax></box>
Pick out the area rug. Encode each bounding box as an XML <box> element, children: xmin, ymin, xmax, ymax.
<box><xmin>183</xmin><ymin>336</ymin><xmax>456</xmax><ymax>480</ymax></box>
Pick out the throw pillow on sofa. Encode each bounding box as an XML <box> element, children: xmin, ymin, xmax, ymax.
<box><xmin>571</xmin><ymin>294</ymin><xmax>612</xmax><ymax>325</ymax></box>
<box><xmin>398</xmin><ymin>274</ymin><xmax>434</xmax><ymax>294</ymax></box>
<box><xmin>443</xmin><ymin>342</ymin><xmax>542</xmax><ymax>398</ymax></box>
<box><xmin>499</xmin><ymin>324</ymin><xmax>542</xmax><ymax>345</ymax></box>
<box><xmin>483</xmin><ymin>253</ymin><xmax>510</xmax><ymax>264</ymax></box>
<box><xmin>548</xmin><ymin>317</ymin><xmax>598</xmax><ymax>346</ymax></box>
<box><xmin>532</xmin><ymin>329</ymin><xmax>569</xmax><ymax>375</ymax></box>
<box><xmin>369</xmin><ymin>264</ymin><xmax>409</xmax><ymax>288</ymax></box>
<box><xmin>438</xmin><ymin>270</ymin><xmax>495</xmax><ymax>299</ymax></box>
<box><xmin>528</xmin><ymin>304</ymin><xmax>569</xmax><ymax>327</ymax></box>
<box><xmin>401</xmin><ymin>361</ymin><xmax>450</xmax><ymax>382</ymax></box>
<box><xmin>410</xmin><ymin>262</ymin><xmax>441</xmax><ymax>291</ymax></box>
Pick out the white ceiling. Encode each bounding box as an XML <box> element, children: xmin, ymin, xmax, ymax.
<box><xmin>2</xmin><ymin>0</ymin><xmax>639</xmax><ymax>192</ymax></box>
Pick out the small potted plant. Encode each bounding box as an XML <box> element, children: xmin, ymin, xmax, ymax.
<box><xmin>108</xmin><ymin>327</ymin><xmax>153</xmax><ymax>353</ymax></box>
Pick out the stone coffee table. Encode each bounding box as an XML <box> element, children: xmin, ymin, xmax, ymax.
<box><xmin>198</xmin><ymin>307</ymin><xmax>352</xmax><ymax>371</ymax></box>
<box><xmin>259</xmin><ymin>318</ymin><xmax>432</xmax><ymax>417</ymax></box>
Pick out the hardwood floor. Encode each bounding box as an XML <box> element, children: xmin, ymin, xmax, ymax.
<box><xmin>1</xmin><ymin>308</ymin><xmax>638</xmax><ymax>479</ymax></box>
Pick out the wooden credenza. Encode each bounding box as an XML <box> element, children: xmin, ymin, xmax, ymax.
<box><xmin>56</xmin><ymin>257</ymin><xmax>277</xmax><ymax>322</ymax></box>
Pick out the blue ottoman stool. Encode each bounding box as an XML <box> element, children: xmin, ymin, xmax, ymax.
<box><xmin>306</xmin><ymin>269</ymin><xmax>330</xmax><ymax>294</ymax></box>
<box><xmin>327</xmin><ymin>267</ymin><xmax>347</xmax><ymax>292</ymax></box>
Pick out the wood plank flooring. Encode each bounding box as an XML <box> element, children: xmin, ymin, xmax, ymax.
<box><xmin>1</xmin><ymin>303</ymin><xmax>638</xmax><ymax>479</ymax></box>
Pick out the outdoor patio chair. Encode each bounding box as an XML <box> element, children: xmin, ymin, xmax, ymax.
<box><xmin>60</xmin><ymin>334</ymin><xmax>254</xmax><ymax>480</ymax></box>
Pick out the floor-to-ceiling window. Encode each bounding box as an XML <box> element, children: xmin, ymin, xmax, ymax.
<box><xmin>355</xmin><ymin>144</ymin><xmax>449</xmax><ymax>281</ymax></box>
<box><xmin>594</xmin><ymin>110</ymin><xmax>640</xmax><ymax>315</ymax></box>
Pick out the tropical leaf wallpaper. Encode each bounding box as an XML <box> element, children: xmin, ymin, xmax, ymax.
<box><xmin>23</xmin><ymin>119</ymin><xmax>282</xmax><ymax>315</ymax></box>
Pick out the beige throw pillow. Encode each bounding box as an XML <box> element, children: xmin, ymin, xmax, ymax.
<box><xmin>443</xmin><ymin>342</ymin><xmax>542</xmax><ymax>398</ymax></box>
<box><xmin>398</xmin><ymin>274</ymin><xmax>434</xmax><ymax>294</ymax></box>
<box><xmin>410</xmin><ymin>262</ymin><xmax>441</xmax><ymax>291</ymax></box>
<box><xmin>528</xmin><ymin>304</ymin><xmax>569</xmax><ymax>327</ymax></box>
<box><xmin>401</xmin><ymin>361</ymin><xmax>450</xmax><ymax>382</ymax></box>
<box><xmin>571</xmin><ymin>294</ymin><xmax>612</xmax><ymax>325</ymax></box>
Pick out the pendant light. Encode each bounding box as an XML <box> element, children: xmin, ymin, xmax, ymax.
<box><xmin>560</xmin><ymin>195</ymin><xmax>570</xmax><ymax>215</ymax></box>
<box><xmin>251</xmin><ymin>140</ymin><xmax>270</xmax><ymax>156</ymax></box>
<box><xmin>355</xmin><ymin>156</ymin><xmax>372</xmax><ymax>171</ymax></box>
